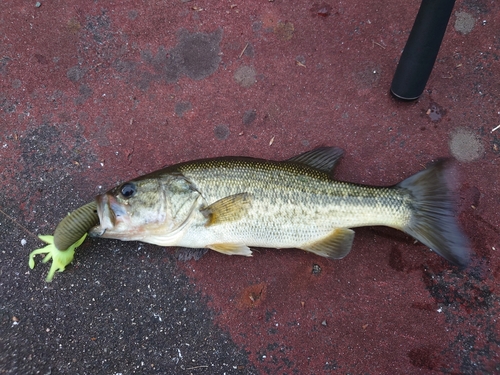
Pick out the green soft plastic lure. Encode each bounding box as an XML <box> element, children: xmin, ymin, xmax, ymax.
<box><xmin>29</xmin><ymin>202</ymin><xmax>98</xmax><ymax>282</ymax></box>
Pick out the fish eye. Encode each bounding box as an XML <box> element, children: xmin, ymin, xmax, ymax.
<box><xmin>120</xmin><ymin>183</ymin><xmax>136</xmax><ymax>199</ymax></box>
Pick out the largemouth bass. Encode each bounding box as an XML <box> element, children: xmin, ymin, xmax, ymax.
<box><xmin>89</xmin><ymin>147</ymin><xmax>470</xmax><ymax>266</ymax></box>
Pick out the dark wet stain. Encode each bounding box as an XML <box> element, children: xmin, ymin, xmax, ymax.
<box><xmin>408</xmin><ymin>345</ymin><xmax>442</xmax><ymax>370</ymax></box>
<box><xmin>388</xmin><ymin>246</ymin><xmax>405</xmax><ymax>271</ymax></box>
<box><xmin>0</xmin><ymin>56</ymin><xmax>10</xmax><ymax>75</ymax></box>
<box><xmin>74</xmin><ymin>84</ymin><xmax>93</xmax><ymax>105</ymax></box>
<box><xmin>11</xmin><ymin>79</ymin><xmax>21</xmax><ymax>89</ymax></box>
<box><xmin>426</xmin><ymin>102</ymin><xmax>446</xmax><ymax>122</ymax></box>
<box><xmin>242</xmin><ymin>43</ymin><xmax>255</xmax><ymax>58</ymax></box>
<box><xmin>214</xmin><ymin>124</ymin><xmax>230</xmax><ymax>140</ymax></box>
<box><xmin>464</xmin><ymin>0</ymin><xmax>490</xmax><ymax>13</ymax></box>
<box><xmin>66</xmin><ymin>66</ymin><xmax>86</xmax><ymax>82</ymax></box>
<box><xmin>127</xmin><ymin>10</ymin><xmax>138</xmax><ymax>20</ymax></box>
<box><xmin>66</xmin><ymin>14</ymin><xmax>221</xmax><ymax>90</ymax></box>
<box><xmin>85</xmin><ymin>11</ymin><xmax>112</xmax><ymax>44</ymax></box>
<box><xmin>242</xmin><ymin>109</ymin><xmax>257</xmax><ymax>125</ymax></box>
<box><xmin>34</xmin><ymin>54</ymin><xmax>49</xmax><ymax>65</ymax></box>
<box><xmin>355</xmin><ymin>65</ymin><xmax>381</xmax><ymax>89</ymax></box>
<box><xmin>0</xmin><ymin>93</ymin><xmax>17</xmax><ymax>113</ymax></box>
<box><xmin>124</xmin><ymin>29</ymin><xmax>222</xmax><ymax>89</ymax></box>
<box><xmin>252</xmin><ymin>21</ymin><xmax>262</xmax><ymax>32</ymax></box>
<box><xmin>176</xmin><ymin>29</ymin><xmax>222</xmax><ymax>80</ymax></box>
<box><xmin>58</xmin><ymin>112</ymin><xmax>72</xmax><ymax>122</ymax></box>
<box><xmin>141</xmin><ymin>46</ymin><xmax>180</xmax><ymax>84</ymax></box>
<box><xmin>175</xmin><ymin>101</ymin><xmax>192</xmax><ymax>117</ymax></box>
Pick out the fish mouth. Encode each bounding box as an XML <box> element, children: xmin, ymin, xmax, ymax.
<box><xmin>89</xmin><ymin>194</ymin><xmax>128</xmax><ymax>238</ymax></box>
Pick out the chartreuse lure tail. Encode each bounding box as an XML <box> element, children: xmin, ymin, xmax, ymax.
<box><xmin>29</xmin><ymin>202</ymin><xmax>99</xmax><ymax>282</ymax></box>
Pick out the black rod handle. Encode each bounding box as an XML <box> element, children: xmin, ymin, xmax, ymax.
<box><xmin>390</xmin><ymin>0</ymin><xmax>456</xmax><ymax>100</ymax></box>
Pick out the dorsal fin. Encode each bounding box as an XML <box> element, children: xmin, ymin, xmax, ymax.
<box><xmin>286</xmin><ymin>147</ymin><xmax>344</xmax><ymax>174</ymax></box>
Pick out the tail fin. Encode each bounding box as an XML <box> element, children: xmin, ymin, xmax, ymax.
<box><xmin>397</xmin><ymin>160</ymin><xmax>470</xmax><ymax>267</ymax></box>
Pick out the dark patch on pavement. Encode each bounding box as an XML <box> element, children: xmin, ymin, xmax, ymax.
<box><xmin>14</xmin><ymin>123</ymin><xmax>96</xmax><ymax>223</ymax></box>
<box><xmin>242</xmin><ymin>109</ymin><xmax>257</xmax><ymax>125</ymax></box>
<box><xmin>175</xmin><ymin>29</ymin><xmax>223</xmax><ymax>80</ymax></box>
<box><xmin>126</xmin><ymin>29</ymin><xmax>222</xmax><ymax>89</ymax></box>
<box><xmin>0</xmin><ymin>232</ymin><xmax>256</xmax><ymax>374</ymax></box>
<box><xmin>75</xmin><ymin>84</ymin><xmax>93</xmax><ymax>105</ymax></box>
<box><xmin>464</xmin><ymin>0</ymin><xmax>490</xmax><ymax>13</ymax></box>
<box><xmin>422</xmin><ymin>265</ymin><xmax>500</xmax><ymax>373</ymax></box>
<box><xmin>175</xmin><ymin>101</ymin><xmax>192</xmax><ymax>117</ymax></box>
<box><xmin>67</xmin><ymin>66</ymin><xmax>86</xmax><ymax>82</ymax></box>
<box><xmin>0</xmin><ymin>56</ymin><xmax>10</xmax><ymax>75</ymax></box>
<box><xmin>214</xmin><ymin>124</ymin><xmax>230</xmax><ymax>140</ymax></box>
<box><xmin>408</xmin><ymin>345</ymin><xmax>443</xmax><ymax>370</ymax></box>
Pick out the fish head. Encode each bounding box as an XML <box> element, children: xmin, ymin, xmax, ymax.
<box><xmin>90</xmin><ymin>178</ymin><xmax>172</xmax><ymax>241</ymax></box>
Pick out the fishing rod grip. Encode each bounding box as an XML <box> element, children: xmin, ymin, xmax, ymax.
<box><xmin>390</xmin><ymin>0</ymin><xmax>456</xmax><ymax>100</ymax></box>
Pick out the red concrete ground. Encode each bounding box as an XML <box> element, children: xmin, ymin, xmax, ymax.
<box><xmin>1</xmin><ymin>0</ymin><xmax>499</xmax><ymax>374</ymax></box>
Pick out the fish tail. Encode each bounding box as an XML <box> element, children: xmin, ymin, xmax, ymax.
<box><xmin>397</xmin><ymin>160</ymin><xmax>470</xmax><ymax>267</ymax></box>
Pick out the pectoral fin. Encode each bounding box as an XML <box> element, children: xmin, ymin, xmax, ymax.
<box><xmin>301</xmin><ymin>228</ymin><xmax>355</xmax><ymax>259</ymax></box>
<box><xmin>208</xmin><ymin>243</ymin><xmax>253</xmax><ymax>256</ymax></box>
<box><xmin>201</xmin><ymin>193</ymin><xmax>252</xmax><ymax>226</ymax></box>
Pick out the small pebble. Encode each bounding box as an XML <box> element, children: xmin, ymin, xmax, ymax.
<box><xmin>35</xmin><ymin>2</ymin><xmax>41</xmax><ymax>7</ymax></box>
<box><xmin>21</xmin><ymin>239</ymin><xmax>27</xmax><ymax>246</ymax></box>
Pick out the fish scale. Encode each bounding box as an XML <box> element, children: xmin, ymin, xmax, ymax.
<box><xmin>146</xmin><ymin>157</ymin><xmax>412</xmax><ymax>254</ymax></box>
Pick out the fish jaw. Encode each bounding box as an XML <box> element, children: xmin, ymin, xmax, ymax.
<box><xmin>89</xmin><ymin>194</ymin><xmax>133</xmax><ymax>239</ymax></box>
<box><xmin>88</xmin><ymin>191</ymin><xmax>192</xmax><ymax>245</ymax></box>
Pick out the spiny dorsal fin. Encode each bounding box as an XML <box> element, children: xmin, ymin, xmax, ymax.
<box><xmin>286</xmin><ymin>147</ymin><xmax>344</xmax><ymax>174</ymax></box>
<box><xmin>300</xmin><ymin>228</ymin><xmax>355</xmax><ymax>259</ymax></box>
<box><xmin>208</xmin><ymin>243</ymin><xmax>252</xmax><ymax>256</ymax></box>
<box><xmin>201</xmin><ymin>193</ymin><xmax>252</xmax><ymax>226</ymax></box>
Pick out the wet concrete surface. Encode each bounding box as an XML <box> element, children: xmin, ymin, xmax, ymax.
<box><xmin>1</xmin><ymin>0</ymin><xmax>499</xmax><ymax>374</ymax></box>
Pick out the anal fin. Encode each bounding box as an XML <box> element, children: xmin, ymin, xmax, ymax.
<box><xmin>300</xmin><ymin>228</ymin><xmax>355</xmax><ymax>259</ymax></box>
<box><xmin>208</xmin><ymin>243</ymin><xmax>253</xmax><ymax>256</ymax></box>
<box><xmin>201</xmin><ymin>193</ymin><xmax>252</xmax><ymax>226</ymax></box>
